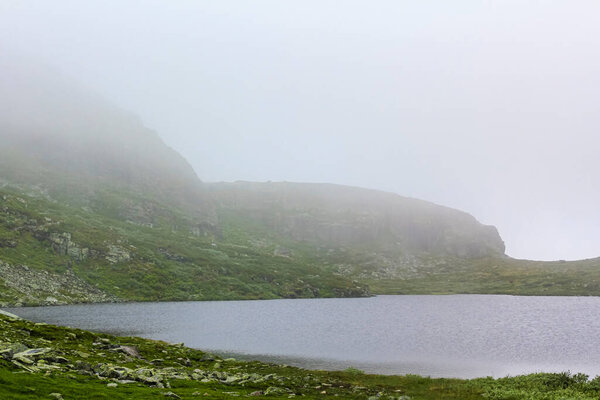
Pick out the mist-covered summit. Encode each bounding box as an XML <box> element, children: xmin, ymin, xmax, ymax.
<box><xmin>0</xmin><ymin>55</ymin><xmax>209</xmax><ymax>221</ymax></box>
<box><xmin>0</xmin><ymin>55</ymin><xmax>504</xmax><ymax>261</ymax></box>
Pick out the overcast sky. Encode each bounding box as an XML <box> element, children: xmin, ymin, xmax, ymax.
<box><xmin>1</xmin><ymin>0</ymin><xmax>599</xmax><ymax>261</ymax></box>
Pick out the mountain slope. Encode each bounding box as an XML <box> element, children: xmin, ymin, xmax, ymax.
<box><xmin>0</xmin><ymin>55</ymin><xmax>213</xmax><ymax>226</ymax></box>
<box><xmin>1</xmin><ymin>56</ymin><xmax>599</xmax><ymax>305</ymax></box>
<box><xmin>208</xmin><ymin>181</ymin><xmax>505</xmax><ymax>258</ymax></box>
<box><xmin>0</xmin><ymin>57</ymin><xmax>368</xmax><ymax>305</ymax></box>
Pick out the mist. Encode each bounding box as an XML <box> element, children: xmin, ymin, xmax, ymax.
<box><xmin>1</xmin><ymin>0</ymin><xmax>599</xmax><ymax>261</ymax></box>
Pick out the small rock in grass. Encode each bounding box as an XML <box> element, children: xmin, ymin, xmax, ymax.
<box><xmin>49</xmin><ymin>394</ymin><xmax>63</xmax><ymax>400</ymax></box>
<box><xmin>117</xmin><ymin>345</ymin><xmax>141</xmax><ymax>359</ymax></box>
<box><xmin>162</xmin><ymin>392</ymin><xmax>181</xmax><ymax>399</ymax></box>
<box><xmin>107</xmin><ymin>383</ymin><xmax>118</xmax><ymax>388</ymax></box>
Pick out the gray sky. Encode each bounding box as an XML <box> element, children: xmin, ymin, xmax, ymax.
<box><xmin>1</xmin><ymin>0</ymin><xmax>599</xmax><ymax>261</ymax></box>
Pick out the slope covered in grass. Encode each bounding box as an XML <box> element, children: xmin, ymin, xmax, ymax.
<box><xmin>0</xmin><ymin>188</ymin><xmax>368</xmax><ymax>306</ymax></box>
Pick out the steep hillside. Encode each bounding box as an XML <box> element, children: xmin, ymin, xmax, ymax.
<box><xmin>0</xmin><ymin>55</ymin><xmax>213</xmax><ymax>226</ymax></box>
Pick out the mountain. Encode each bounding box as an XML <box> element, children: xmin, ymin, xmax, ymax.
<box><xmin>208</xmin><ymin>181</ymin><xmax>505</xmax><ymax>258</ymax></box>
<box><xmin>1</xmin><ymin>56</ymin><xmax>599</xmax><ymax>306</ymax></box>
<box><xmin>0</xmin><ymin>55</ymin><xmax>213</xmax><ymax>226</ymax></box>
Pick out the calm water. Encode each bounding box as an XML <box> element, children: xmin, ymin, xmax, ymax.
<box><xmin>7</xmin><ymin>295</ymin><xmax>600</xmax><ymax>378</ymax></box>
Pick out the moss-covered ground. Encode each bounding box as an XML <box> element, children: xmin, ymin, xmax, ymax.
<box><xmin>2</xmin><ymin>313</ymin><xmax>600</xmax><ymax>399</ymax></box>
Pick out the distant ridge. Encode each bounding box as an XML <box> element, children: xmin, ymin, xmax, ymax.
<box><xmin>208</xmin><ymin>181</ymin><xmax>505</xmax><ymax>258</ymax></box>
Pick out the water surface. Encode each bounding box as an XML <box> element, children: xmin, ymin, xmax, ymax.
<box><xmin>8</xmin><ymin>295</ymin><xmax>600</xmax><ymax>378</ymax></box>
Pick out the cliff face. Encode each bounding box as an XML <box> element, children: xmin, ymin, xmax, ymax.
<box><xmin>208</xmin><ymin>182</ymin><xmax>505</xmax><ymax>258</ymax></box>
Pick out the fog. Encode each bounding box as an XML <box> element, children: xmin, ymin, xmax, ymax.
<box><xmin>1</xmin><ymin>1</ymin><xmax>599</xmax><ymax>261</ymax></box>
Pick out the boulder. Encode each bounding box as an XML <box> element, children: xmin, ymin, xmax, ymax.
<box><xmin>117</xmin><ymin>345</ymin><xmax>141</xmax><ymax>359</ymax></box>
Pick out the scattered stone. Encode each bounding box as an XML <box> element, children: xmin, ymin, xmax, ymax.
<box><xmin>0</xmin><ymin>348</ymin><xmax>14</xmax><ymax>360</ymax></box>
<box><xmin>107</xmin><ymin>382</ymin><xmax>118</xmax><ymax>388</ymax></box>
<box><xmin>162</xmin><ymin>392</ymin><xmax>181</xmax><ymax>399</ymax></box>
<box><xmin>13</xmin><ymin>355</ymin><xmax>34</xmax><ymax>365</ymax></box>
<box><xmin>106</xmin><ymin>244</ymin><xmax>131</xmax><ymax>264</ymax></box>
<box><xmin>265</xmin><ymin>386</ymin><xmax>287</xmax><ymax>395</ymax></box>
<box><xmin>49</xmin><ymin>394</ymin><xmax>64</xmax><ymax>400</ymax></box>
<box><xmin>117</xmin><ymin>345</ymin><xmax>141</xmax><ymax>359</ymax></box>
<box><xmin>75</xmin><ymin>360</ymin><xmax>92</xmax><ymax>372</ymax></box>
<box><xmin>15</xmin><ymin>348</ymin><xmax>51</xmax><ymax>359</ymax></box>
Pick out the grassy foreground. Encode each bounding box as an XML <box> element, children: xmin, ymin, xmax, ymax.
<box><xmin>2</xmin><ymin>312</ymin><xmax>600</xmax><ymax>399</ymax></box>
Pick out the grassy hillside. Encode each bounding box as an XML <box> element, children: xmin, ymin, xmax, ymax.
<box><xmin>0</xmin><ymin>187</ymin><xmax>367</xmax><ymax>306</ymax></box>
<box><xmin>1</xmin><ymin>56</ymin><xmax>599</xmax><ymax>304</ymax></box>
<box><xmin>2</xmin><ymin>182</ymin><xmax>600</xmax><ymax>307</ymax></box>
<box><xmin>209</xmin><ymin>190</ymin><xmax>600</xmax><ymax>296</ymax></box>
<box><xmin>3</xmin><ymin>311</ymin><xmax>600</xmax><ymax>399</ymax></box>
<box><xmin>365</xmin><ymin>256</ymin><xmax>600</xmax><ymax>296</ymax></box>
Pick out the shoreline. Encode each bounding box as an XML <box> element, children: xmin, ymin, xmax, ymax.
<box><xmin>1</xmin><ymin>312</ymin><xmax>600</xmax><ymax>399</ymax></box>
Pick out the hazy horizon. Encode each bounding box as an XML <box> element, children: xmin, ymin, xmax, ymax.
<box><xmin>1</xmin><ymin>1</ymin><xmax>599</xmax><ymax>261</ymax></box>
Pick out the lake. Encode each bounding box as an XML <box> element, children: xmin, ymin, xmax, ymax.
<box><xmin>7</xmin><ymin>295</ymin><xmax>600</xmax><ymax>379</ymax></box>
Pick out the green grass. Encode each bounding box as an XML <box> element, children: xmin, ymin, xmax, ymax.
<box><xmin>0</xmin><ymin>188</ymin><xmax>368</xmax><ymax>305</ymax></box>
<box><xmin>366</xmin><ymin>256</ymin><xmax>600</xmax><ymax>296</ymax></box>
<box><xmin>2</xmin><ymin>185</ymin><xmax>600</xmax><ymax>307</ymax></box>
<box><xmin>3</xmin><ymin>314</ymin><xmax>600</xmax><ymax>399</ymax></box>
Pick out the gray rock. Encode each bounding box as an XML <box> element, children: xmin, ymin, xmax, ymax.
<box><xmin>0</xmin><ymin>309</ymin><xmax>22</xmax><ymax>320</ymax></box>
<box><xmin>117</xmin><ymin>345</ymin><xmax>141</xmax><ymax>359</ymax></box>
<box><xmin>106</xmin><ymin>245</ymin><xmax>131</xmax><ymax>264</ymax></box>
<box><xmin>14</xmin><ymin>348</ymin><xmax>51</xmax><ymax>359</ymax></box>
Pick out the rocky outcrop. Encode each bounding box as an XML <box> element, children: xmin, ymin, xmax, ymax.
<box><xmin>49</xmin><ymin>232</ymin><xmax>89</xmax><ymax>261</ymax></box>
<box><xmin>0</xmin><ymin>261</ymin><xmax>117</xmax><ymax>306</ymax></box>
<box><xmin>105</xmin><ymin>245</ymin><xmax>131</xmax><ymax>264</ymax></box>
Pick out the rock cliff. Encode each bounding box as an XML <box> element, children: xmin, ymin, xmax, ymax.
<box><xmin>208</xmin><ymin>182</ymin><xmax>505</xmax><ymax>258</ymax></box>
